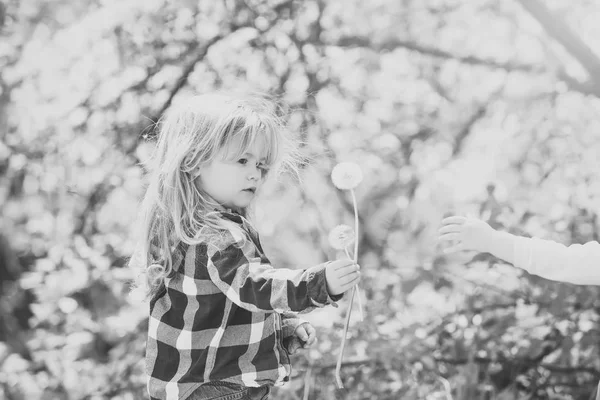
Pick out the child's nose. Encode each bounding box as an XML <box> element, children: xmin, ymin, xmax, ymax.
<box><xmin>248</xmin><ymin>167</ymin><xmax>260</xmax><ymax>181</ymax></box>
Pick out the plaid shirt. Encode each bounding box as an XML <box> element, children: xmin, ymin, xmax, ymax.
<box><xmin>145</xmin><ymin>211</ymin><xmax>341</xmax><ymax>400</ymax></box>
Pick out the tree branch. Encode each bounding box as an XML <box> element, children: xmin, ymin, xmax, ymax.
<box><xmin>330</xmin><ymin>36</ymin><xmax>546</xmax><ymax>73</ymax></box>
<box><xmin>516</xmin><ymin>0</ymin><xmax>600</xmax><ymax>82</ymax></box>
<box><xmin>451</xmin><ymin>104</ymin><xmax>488</xmax><ymax>157</ymax></box>
<box><xmin>146</xmin><ymin>32</ymin><xmax>230</xmax><ymax>130</ymax></box>
<box><xmin>129</xmin><ymin>30</ymin><xmax>239</xmax><ymax>150</ymax></box>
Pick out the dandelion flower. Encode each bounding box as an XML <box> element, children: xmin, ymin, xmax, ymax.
<box><xmin>331</xmin><ymin>162</ymin><xmax>363</xmax><ymax>190</ymax></box>
<box><xmin>330</xmin><ymin>162</ymin><xmax>364</xmax><ymax>389</ymax></box>
<box><xmin>328</xmin><ymin>225</ymin><xmax>355</xmax><ymax>250</ymax></box>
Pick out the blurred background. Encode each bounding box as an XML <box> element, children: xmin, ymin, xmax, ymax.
<box><xmin>3</xmin><ymin>0</ymin><xmax>600</xmax><ymax>399</ymax></box>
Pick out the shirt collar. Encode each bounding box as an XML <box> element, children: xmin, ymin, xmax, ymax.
<box><xmin>214</xmin><ymin>207</ymin><xmax>244</xmax><ymax>224</ymax></box>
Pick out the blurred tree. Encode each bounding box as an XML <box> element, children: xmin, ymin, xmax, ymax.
<box><xmin>2</xmin><ymin>0</ymin><xmax>600</xmax><ymax>399</ymax></box>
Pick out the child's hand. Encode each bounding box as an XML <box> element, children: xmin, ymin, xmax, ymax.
<box><xmin>438</xmin><ymin>216</ymin><xmax>495</xmax><ymax>254</ymax></box>
<box><xmin>286</xmin><ymin>322</ymin><xmax>317</xmax><ymax>355</ymax></box>
<box><xmin>325</xmin><ymin>260</ymin><xmax>361</xmax><ymax>296</ymax></box>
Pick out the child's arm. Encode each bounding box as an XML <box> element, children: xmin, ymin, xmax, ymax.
<box><xmin>438</xmin><ymin>216</ymin><xmax>600</xmax><ymax>285</ymax></box>
<box><xmin>201</xmin><ymin>233</ymin><xmax>360</xmax><ymax>313</ymax></box>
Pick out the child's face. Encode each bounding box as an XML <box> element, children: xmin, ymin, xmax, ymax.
<box><xmin>196</xmin><ymin>135</ymin><xmax>269</xmax><ymax>211</ymax></box>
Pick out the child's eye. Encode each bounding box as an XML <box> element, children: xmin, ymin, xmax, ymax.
<box><xmin>238</xmin><ymin>158</ymin><xmax>248</xmax><ymax>165</ymax></box>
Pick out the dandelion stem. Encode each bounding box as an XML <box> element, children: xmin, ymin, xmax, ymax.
<box><xmin>335</xmin><ymin>285</ymin><xmax>355</xmax><ymax>389</ymax></box>
<box><xmin>350</xmin><ymin>190</ymin><xmax>359</xmax><ymax>263</ymax></box>
<box><xmin>350</xmin><ymin>189</ymin><xmax>363</xmax><ymax>320</ymax></box>
<box><xmin>343</xmin><ymin>247</ymin><xmax>363</xmax><ymax>322</ymax></box>
<box><xmin>344</xmin><ymin>248</ymin><xmax>352</xmax><ymax>260</ymax></box>
<box><xmin>335</xmin><ymin>189</ymin><xmax>364</xmax><ymax>388</ymax></box>
<box><xmin>303</xmin><ymin>365</ymin><xmax>313</xmax><ymax>400</ymax></box>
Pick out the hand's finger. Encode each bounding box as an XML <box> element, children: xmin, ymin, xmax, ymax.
<box><xmin>330</xmin><ymin>273</ymin><xmax>360</xmax><ymax>295</ymax></box>
<box><xmin>304</xmin><ymin>325</ymin><xmax>316</xmax><ymax>345</ymax></box>
<box><xmin>335</xmin><ymin>262</ymin><xmax>359</xmax><ymax>273</ymax></box>
<box><xmin>438</xmin><ymin>225</ymin><xmax>462</xmax><ymax>235</ymax></box>
<box><xmin>441</xmin><ymin>216</ymin><xmax>466</xmax><ymax>225</ymax></box>
<box><xmin>288</xmin><ymin>340</ymin><xmax>302</xmax><ymax>354</ymax></box>
<box><xmin>333</xmin><ymin>260</ymin><xmax>355</xmax><ymax>270</ymax></box>
<box><xmin>443</xmin><ymin>243</ymin><xmax>464</xmax><ymax>254</ymax></box>
<box><xmin>438</xmin><ymin>233</ymin><xmax>461</xmax><ymax>242</ymax></box>
<box><xmin>340</xmin><ymin>274</ymin><xmax>361</xmax><ymax>290</ymax></box>
<box><xmin>296</xmin><ymin>325</ymin><xmax>308</xmax><ymax>341</ymax></box>
<box><xmin>339</xmin><ymin>271</ymin><xmax>360</xmax><ymax>286</ymax></box>
<box><xmin>304</xmin><ymin>337</ymin><xmax>317</xmax><ymax>348</ymax></box>
<box><xmin>335</xmin><ymin>264</ymin><xmax>360</xmax><ymax>277</ymax></box>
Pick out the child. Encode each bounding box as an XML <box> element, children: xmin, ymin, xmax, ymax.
<box><xmin>130</xmin><ymin>93</ymin><xmax>361</xmax><ymax>400</ymax></box>
<box><xmin>437</xmin><ymin>215</ymin><xmax>600</xmax><ymax>285</ymax></box>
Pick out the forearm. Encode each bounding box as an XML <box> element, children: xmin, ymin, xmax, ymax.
<box><xmin>484</xmin><ymin>230</ymin><xmax>600</xmax><ymax>285</ymax></box>
<box><xmin>208</xmin><ymin>246</ymin><xmax>340</xmax><ymax>313</ymax></box>
<box><xmin>483</xmin><ymin>229</ymin><xmax>517</xmax><ymax>265</ymax></box>
<box><xmin>232</xmin><ymin>263</ymin><xmax>333</xmax><ymax>312</ymax></box>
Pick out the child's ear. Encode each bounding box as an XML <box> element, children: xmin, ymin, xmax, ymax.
<box><xmin>192</xmin><ymin>166</ymin><xmax>205</xmax><ymax>179</ymax></box>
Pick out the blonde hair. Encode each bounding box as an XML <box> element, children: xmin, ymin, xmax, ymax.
<box><xmin>129</xmin><ymin>92</ymin><xmax>303</xmax><ymax>301</ymax></box>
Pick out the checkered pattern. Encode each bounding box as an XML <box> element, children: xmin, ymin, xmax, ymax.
<box><xmin>146</xmin><ymin>211</ymin><xmax>341</xmax><ymax>400</ymax></box>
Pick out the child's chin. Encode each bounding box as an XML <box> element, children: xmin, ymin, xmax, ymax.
<box><xmin>239</xmin><ymin>193</ymin><xmax>256</xmax><ymax>202</ymax></box>
<box><xmin>233</xmin><ymin>199</ymin><xmax>253</xmax><ymax>208</ymax></box>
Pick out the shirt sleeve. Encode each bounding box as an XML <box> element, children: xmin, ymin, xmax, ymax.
<box><xmin>513</xmin><ymin>236</ymin><xmax>600</xmax><ymax>285</ymax></box>
<box><xmin>205</xmin><ymin>233</ymin><xmax>341</xmax><ymax>313</ymax></box>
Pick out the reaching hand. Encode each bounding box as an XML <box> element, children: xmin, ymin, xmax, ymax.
<box><xmin>438</xmin><ymin>216</ymin><xmax>495</xmax><ymax>254</ymax></box>
<box><xmin>325</xmin><ymin>260</ymin><xmax>361</xmax><ymax>296</ymax></box>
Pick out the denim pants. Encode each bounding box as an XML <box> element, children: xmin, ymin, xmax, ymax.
<box><xmin>188</xmin><ymin>381</ymin><xmax>271</xmax><ymax>400</ymax></box>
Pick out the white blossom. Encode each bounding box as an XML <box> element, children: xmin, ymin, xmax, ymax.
<box><xmin>328</xmin><ymin>224</ymin><xmax>355</xmax><ymax>250</ymax></box>
<box><xmin>331</xmin><ymin>162</ymin><xmax>363</xmax><ymax>190</ymax></box>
